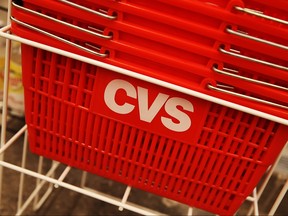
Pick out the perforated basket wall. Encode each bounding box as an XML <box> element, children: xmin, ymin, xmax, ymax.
<box><xmin>22</xmin><ymin>45</ymin><xmax>288</xmax><ymax>216</ymax></box>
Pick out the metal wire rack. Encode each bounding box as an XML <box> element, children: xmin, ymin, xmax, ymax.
<box><xmin>0</xmin><ymin>0</ymin><xmax>287</xmax><ymax>215</ymax></box>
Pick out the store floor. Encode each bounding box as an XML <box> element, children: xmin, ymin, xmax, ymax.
<box><xmin>0</xmin><ymin>116</ymin><xmax>287</xmax><ymax>216</ymax></box>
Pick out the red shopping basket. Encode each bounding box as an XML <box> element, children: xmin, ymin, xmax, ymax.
<box><xmin>16</xmin><ymin>0</ymin><xmax>288</xmax><ymax>89</ymax></box>
<box><xmin>21</xmin><ymin>44</ymin><xmax>288</xmax><ymax>215</ymax></box>
<box><xmin>18</xmin><ymin>0</ymin><xmax>288</xmax><ymax>64</ymax></box>
<box><xmin>11</xmin><ymin>2</ymin><xmax>288</xmax><ymax>120</ymax></box>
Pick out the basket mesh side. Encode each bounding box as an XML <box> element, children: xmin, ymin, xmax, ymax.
<box><xmin>24</xmin><ymin>47</ymin><xmax>286</xmax><ymax>215</ymax></box>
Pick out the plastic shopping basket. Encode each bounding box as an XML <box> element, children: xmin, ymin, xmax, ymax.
<box><xmin>21</xmin><ymin>44</ymin><xmax>288</xmax><ymax>215</ymax></box>
<box><xmin>21</xmin><ymin>0</ymin><xmax>288</xmax><ymax>63</ymax></box>
<box><xmin>11</xmin><ymin>1</ymin><xmax>288</xmax><ymax>120</ymax></box>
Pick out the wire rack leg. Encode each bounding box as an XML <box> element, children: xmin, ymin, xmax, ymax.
<box><xmin>32</xmin><ymin>159</ymin><xmax>57</xmax><ymax>211</ymax></box>
<box><xmin>252</xmin><ymin>188</ymin><xmax>259</xmax><ymax>216</ymax></box>
<box><xmin>32</xmin><ymin>156</ymin><xmax>44</xmax><ymax>209</ymax></box>
<box><xmin>187</xmin><ymin>207</ymin><xmax>193</xmax><ymax>216</ymax></box>
<box><xmin>80</xmin><ymin>171</ymin><xmax>88</xmax><ymax>188</ymax></box>
<box><xmin>247</xmin><ymin>142</ymin><xmax>287</xmax><ymax>215</ymax></box>
<box><xmin>54</xmin><ymin>166</ymin><xmax>71</xmax><ymax>188</ymax></box>
<box><xmin>268</xmin><ymin>179</ymin><xmax>288</xmax><ymax>215</ymax></box>
<box><xmin>245</xmin><ymin>188</ymin><xmax>259</xmax><ymax>216</ymax></box>
<box><xmin>118</xmin><ymin>186</ymin><xmax>131</xmax><ymax>211</ymax></box>
<box><xmin>0</xmin><ymin>160</ymin><xmax>165</xmax><ymax>215</ymax></box>
<box><xmin>32</xmin><ymin>182</ymin><xmax>54</xmax><ymax>212</ymax></box>
<box><xmin>33</xmin><ymin>161</ymin><xmax>62</xmax><ymax>211</ymax></box>
<box><xmin>17</xmin><ymin>130</ymin><xmax>28</xmax><ymax>211</ymax></box>
<box><xmin>0</xmin><ymin>17</ymin><xmax>12</xmax><ymax>209</ymax></box>
<box><xmin>14</xmin><ymin>129</ymin><xmax>54</xmax><ymax>213</ymax></box>
<box><xmin>15</xmin><ymin>162</ymin><xmax>60</xmax><ymax>215</ymax></box>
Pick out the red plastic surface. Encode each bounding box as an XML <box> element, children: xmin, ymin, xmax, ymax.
<box><xmin>12</xmin><ymin>21</ymin><xmax>288</xmax><ymax>120</ymax></box>
<box><xmin>11</xmin><ymin>4</ymin><xmax>288</xmax><ymax>119</ymax></box>
<box><xmin>92</xmin><ymin>0</ymin><xmax>288</xmax><ymax>39</ymax></box>
<box><xmin>106</xmin><ymin>0</ymin><xmax>288</xmax><ymax>62</ymax></box>
<box><xmin>17</xmin><ymin>1</ymin><xmax>288</xmax><ymax>94</ymax></box>
<box><xmin>21</xmin><ymin>0</ymin><xmax>288</xmax><ymax>63</ymax></box>
<box><xmin>16</xmin><ymin>0</ymin><xmax>288</xmax><ymax>114</ymax></box>
<box><xmin>21</xmin><ymin>45</ymin><xmax>288</xmax><ymax>216</ymax></box>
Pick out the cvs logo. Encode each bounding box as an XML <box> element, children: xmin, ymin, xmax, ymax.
<box><xmin>104</xmin><ymin>79</ymin><xmax>194</xmax><ymax>132</ymax></box>
<box><xmin>92</xmin><ymin>69</ymin><xmax>208</xmax><ymax>143</ymax></box>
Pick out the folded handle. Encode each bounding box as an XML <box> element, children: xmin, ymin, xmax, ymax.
<box><xmin>12</xmin><ymin>2</ymin><xmax>112</xmax><ymax>40</ymax></box>
<box><xmin>208</xmin><ymin>84</ymin><xmax>288</xmax><ymax>110</ymax></box>
<box><xmin>234</xmin><ymin>6</ymin><xmax>288</xmax><ymax>25</ymax></box>
<box><xmin>11</xmin><ymin>16</ymin><xmax>108</xmax><ymax>58</ymax></box>
<box><xmin>219</xmin><ymin>45</ymin><xmax>288</xmax><ymax>71</ymax></box>
<box><xmin>226</xmin><ymin>27</ymin><xmax>288</xmax><ymax>50</ymax></box>
<box><xmin>59</xmin><ymin>0</ymin><xmax>117</xmax><ymax>20</ymax></box>
<box><xmin>212</xmin><ymin>66</ymin><xmax>288</xmax><ymax>91</ymax></box>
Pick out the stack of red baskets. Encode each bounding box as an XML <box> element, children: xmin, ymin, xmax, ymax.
<box><xmin>11</xmin><ymin>0</ymin><xmax>288</xmax><ymax>215</ymax></box>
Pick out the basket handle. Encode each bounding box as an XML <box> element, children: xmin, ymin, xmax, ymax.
<box><xmin>59</xmin><ymin>0</ymin><xmax>117</xmax><ymax>20</ymax></box>
<box><xmin>234</xmin><ymin>6</ymin><xmax>288</xmax><ymax>25</ymax></box>
<box><xmin>207</xmin><ymin>84</ymin><xmax>288</xmax><ymax>110</ymax></box>
<box><xmin>212</xmin><ymin>65</ymin><xmax>288</xmax><ymax>91</ymax></box>
<box><xmin>11</xmin><ymin>16</ymin><xmax>108</xmax><ymax>58</ymax></box>
<box><xmin>226</xmin><ymin>27</ymin><xmax>288</xmax><ymax>50</ymax></box>
<box><xmin>218</xmin><ymin>45</ymin><xmax>288</xmax><ymax>71</ymax></box>
<box><xmin>12</xmin><ymin>2</ymin><xmax>112</xmax><ymax>40</ymax></box>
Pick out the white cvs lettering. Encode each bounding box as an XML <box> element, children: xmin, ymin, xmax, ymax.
<box><xmin>104</xmin><ymin>79</ymin><xmax>194</xmax><ymax>132</ymax></box>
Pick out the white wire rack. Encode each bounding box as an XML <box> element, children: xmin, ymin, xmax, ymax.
<box><xmin>0</xmin><ymin>0</ymin><xmax>287</xmax><ymax>215</ymax></box>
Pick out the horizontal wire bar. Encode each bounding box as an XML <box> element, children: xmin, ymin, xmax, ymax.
<box><xmin>208</xmin><ymin>84</ymin><xmax>288</xmax><ymax>110</ymax></box>
<box><xmin>235</xmin><ymin>6</ymin><xmax>288</xmax><ymax>25</ymax></box>
<box><xmin>226</xmin><ymin>28</ymin><xmax>288</xmax><ymax>50</ymax></box>
<box><xmin>16</xmin><ymin>162</ymin><xmax>60</xmax><ymax>216</ymax></box>
<box><xmin>0</xmin><ymin>27</ymin><xmax>287</xmax><ymax>125</ymax></box>
<box><xmin>81</xmin><ymin>185</ymin><xmax>166</xmax><ymax>215</ymax></box>
<box><xmin>119</xmin><ymin>186</ymin><xmax>131</xmax><ymax>211</ymax></box>
<box><xmin>213</xmin><ymin>66</ymin><xmax>288</xmax><ymax>91</ymax></box>
<box><xmin>54</xmin><ymin>166</ymin><xmax>71</xmax><ymax>188</ymax></box>
<box><xmin>0</xmin><ymin>125</ymin><xmax>27</xmax><ymax>155</ymax></box>
<box><xmin>0</xmin><ymin>161</ymin><xmax>165</xmax><ymax>215</ymax></box>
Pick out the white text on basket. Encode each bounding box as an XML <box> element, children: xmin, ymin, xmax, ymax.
<box><xmin>104</xmin><ymin>79</ymin><xmax>194</xmax><ymax>132</ymax></box>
